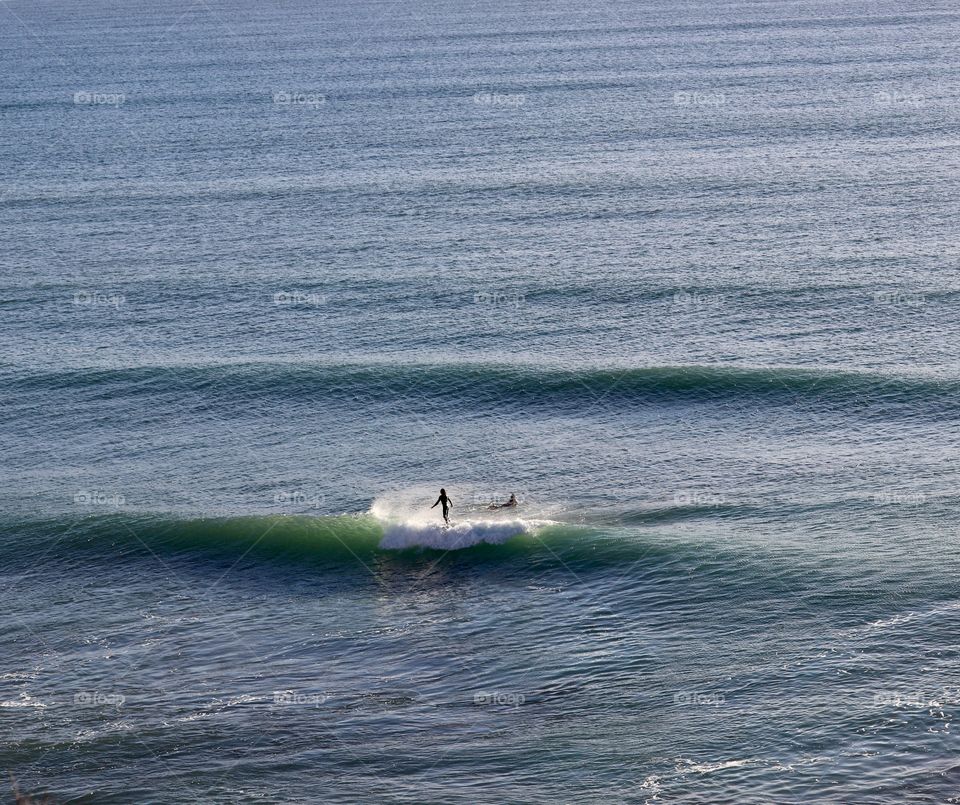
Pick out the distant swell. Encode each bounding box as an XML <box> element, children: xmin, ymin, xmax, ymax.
<box><xmin>8</xmin><ymin>361</ymin><xmax>959</xmax><ymax>418</ymax></box>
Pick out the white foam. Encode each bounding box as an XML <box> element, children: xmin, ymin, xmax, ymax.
<box><xmin>379</xmin><ymin>517</ymin><xmax>532</xmax><ymax>550</ymax></box>
<box><xmin>369</xmin><ymin>487</ymin><xmax>553</xmax><ymax>550</ymax></box>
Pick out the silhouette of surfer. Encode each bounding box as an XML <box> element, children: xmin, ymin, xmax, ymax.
<box><xmin>489</xmin><ymin>493</ymin><xmax>518</xmax><ymax>509</ymax></box>
<box><xmin>431</xmin><ymin>488</ymin><xmax>452</xmax><ymax>524</ymax></box>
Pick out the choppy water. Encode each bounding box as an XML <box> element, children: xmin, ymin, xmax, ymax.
<box><xmin>3</xmin><ymin>0</ymin><xmax>960</xmax><ymax>802</ymax></box>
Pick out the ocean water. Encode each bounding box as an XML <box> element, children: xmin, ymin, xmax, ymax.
<box><xmin>3</xmin><ymin>0</ymin><xmax>960</xmax><ymax>801</ymax></box>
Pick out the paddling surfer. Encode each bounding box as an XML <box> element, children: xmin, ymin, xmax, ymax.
<box><xmin>489</xmin><ymin>493</ymin><xmax>518</xmax><ymax>509</ymax></box>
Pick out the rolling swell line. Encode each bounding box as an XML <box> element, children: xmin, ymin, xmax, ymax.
<box><xmin>0</xmin><ymin>510</ymin><xmax>759</xmax><ymax>564</ymax></box>
<box><xmin>2</xmin><ymin>512</ymin><xmax>935</xmax><ymax>611</ymax></box>
<box><xmin>7</xmin><ymin>362</ymin><xmax>958</xmax><ymax>418</ymax></box>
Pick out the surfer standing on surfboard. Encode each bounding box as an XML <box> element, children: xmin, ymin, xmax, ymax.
<box><xmin>431</xmin><ymin>488</ymin><xmax>452</xmax><ymax>524</ymax></box>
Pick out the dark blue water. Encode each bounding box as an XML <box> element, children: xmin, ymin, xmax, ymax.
<box><xmin>3</xmin><ymin>0</ymin><xmax>960</xmax><ymax>801</ymax></box>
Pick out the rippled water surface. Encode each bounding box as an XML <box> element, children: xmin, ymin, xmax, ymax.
<box><xmin>3</xmin><ymin>0</ymin><xmax>960</xmax><ymax>802</ymax></box>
